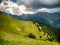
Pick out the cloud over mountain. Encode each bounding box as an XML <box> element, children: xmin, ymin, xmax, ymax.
<box><xmin>0</xmin><ymin>0</ymin><xmax>60</xmax><ymax>15</ymax></box>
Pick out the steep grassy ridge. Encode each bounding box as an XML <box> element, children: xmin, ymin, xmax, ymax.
<box><xmin>0</xmin><ymin>12</ymin><xmax>59</xmax><ymax>45</ymax></box>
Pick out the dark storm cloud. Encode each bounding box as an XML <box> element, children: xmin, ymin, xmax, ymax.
<box><xmin>17</xmin><ymin>0</ymin><xmax>60</xmax><ymax>9</ymax></box>
<box><xmin>0</xmin><ymin>0</ymin><xmax>2</xmax><ymax>3</ymax></box>
<box><xmin>31</xmin><ymin>1</ymin><xmax>60</xmax><ymax>9</ymax></box>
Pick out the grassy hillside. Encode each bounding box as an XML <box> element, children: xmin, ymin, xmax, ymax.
<box><xmin>0</xmin><ymin>12</ymin><xmax>59</xmax><ymax>45</ymax></box>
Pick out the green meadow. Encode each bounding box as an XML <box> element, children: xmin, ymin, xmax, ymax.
<box><xmin>0</xmin><ymin>12</ymin><xmax>60</xmax><ymax>45</ymax></box>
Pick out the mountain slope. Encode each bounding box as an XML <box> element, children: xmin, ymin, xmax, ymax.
<box><xmin>9</xmin><ymin>12</ymin><xmax>60</xmax><ymax>28</ymax></box>
<box><xmin>53</xmin><ymin>19</ymin><xmax>60</xmax><ymax>28</ymax></box>
<box><xmin>0</xmin><ymin>12</ymin><xmax>59</xmax><ymax>45</ymax></box>
<box><xmin>0</xmin><ymin>12</ymin><xmax>40</xmax><ymax>38</ymax></box>
<box><xmin>33</xmin><ymin>12</ymin><xmax>60</xmax><ymax>28</ymax></box>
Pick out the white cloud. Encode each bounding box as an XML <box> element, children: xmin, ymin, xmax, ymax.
<box><xmin>0</xmin><ymin>1</ymin><xmax>36</xmax><ymax>15</ymax></box>
<box><xmin>37</xmin><ymin>7</ymin><xmax>60</xmax><ymax>13</ymax></box>
<box><xmin>0</xmin><ymin>1</ymin><xmax>60</xmax><ymax>16</ymax></box>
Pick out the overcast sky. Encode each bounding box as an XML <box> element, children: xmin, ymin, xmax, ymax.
<box><xmin>0</xmin><ymin>0</ymin><xmax>60</xmax><ymax>15</ymax></box>
<box><xmin>17</xmin><ymin>0</ymin><xmax>60</xmax><ymax>9</ymax></box>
